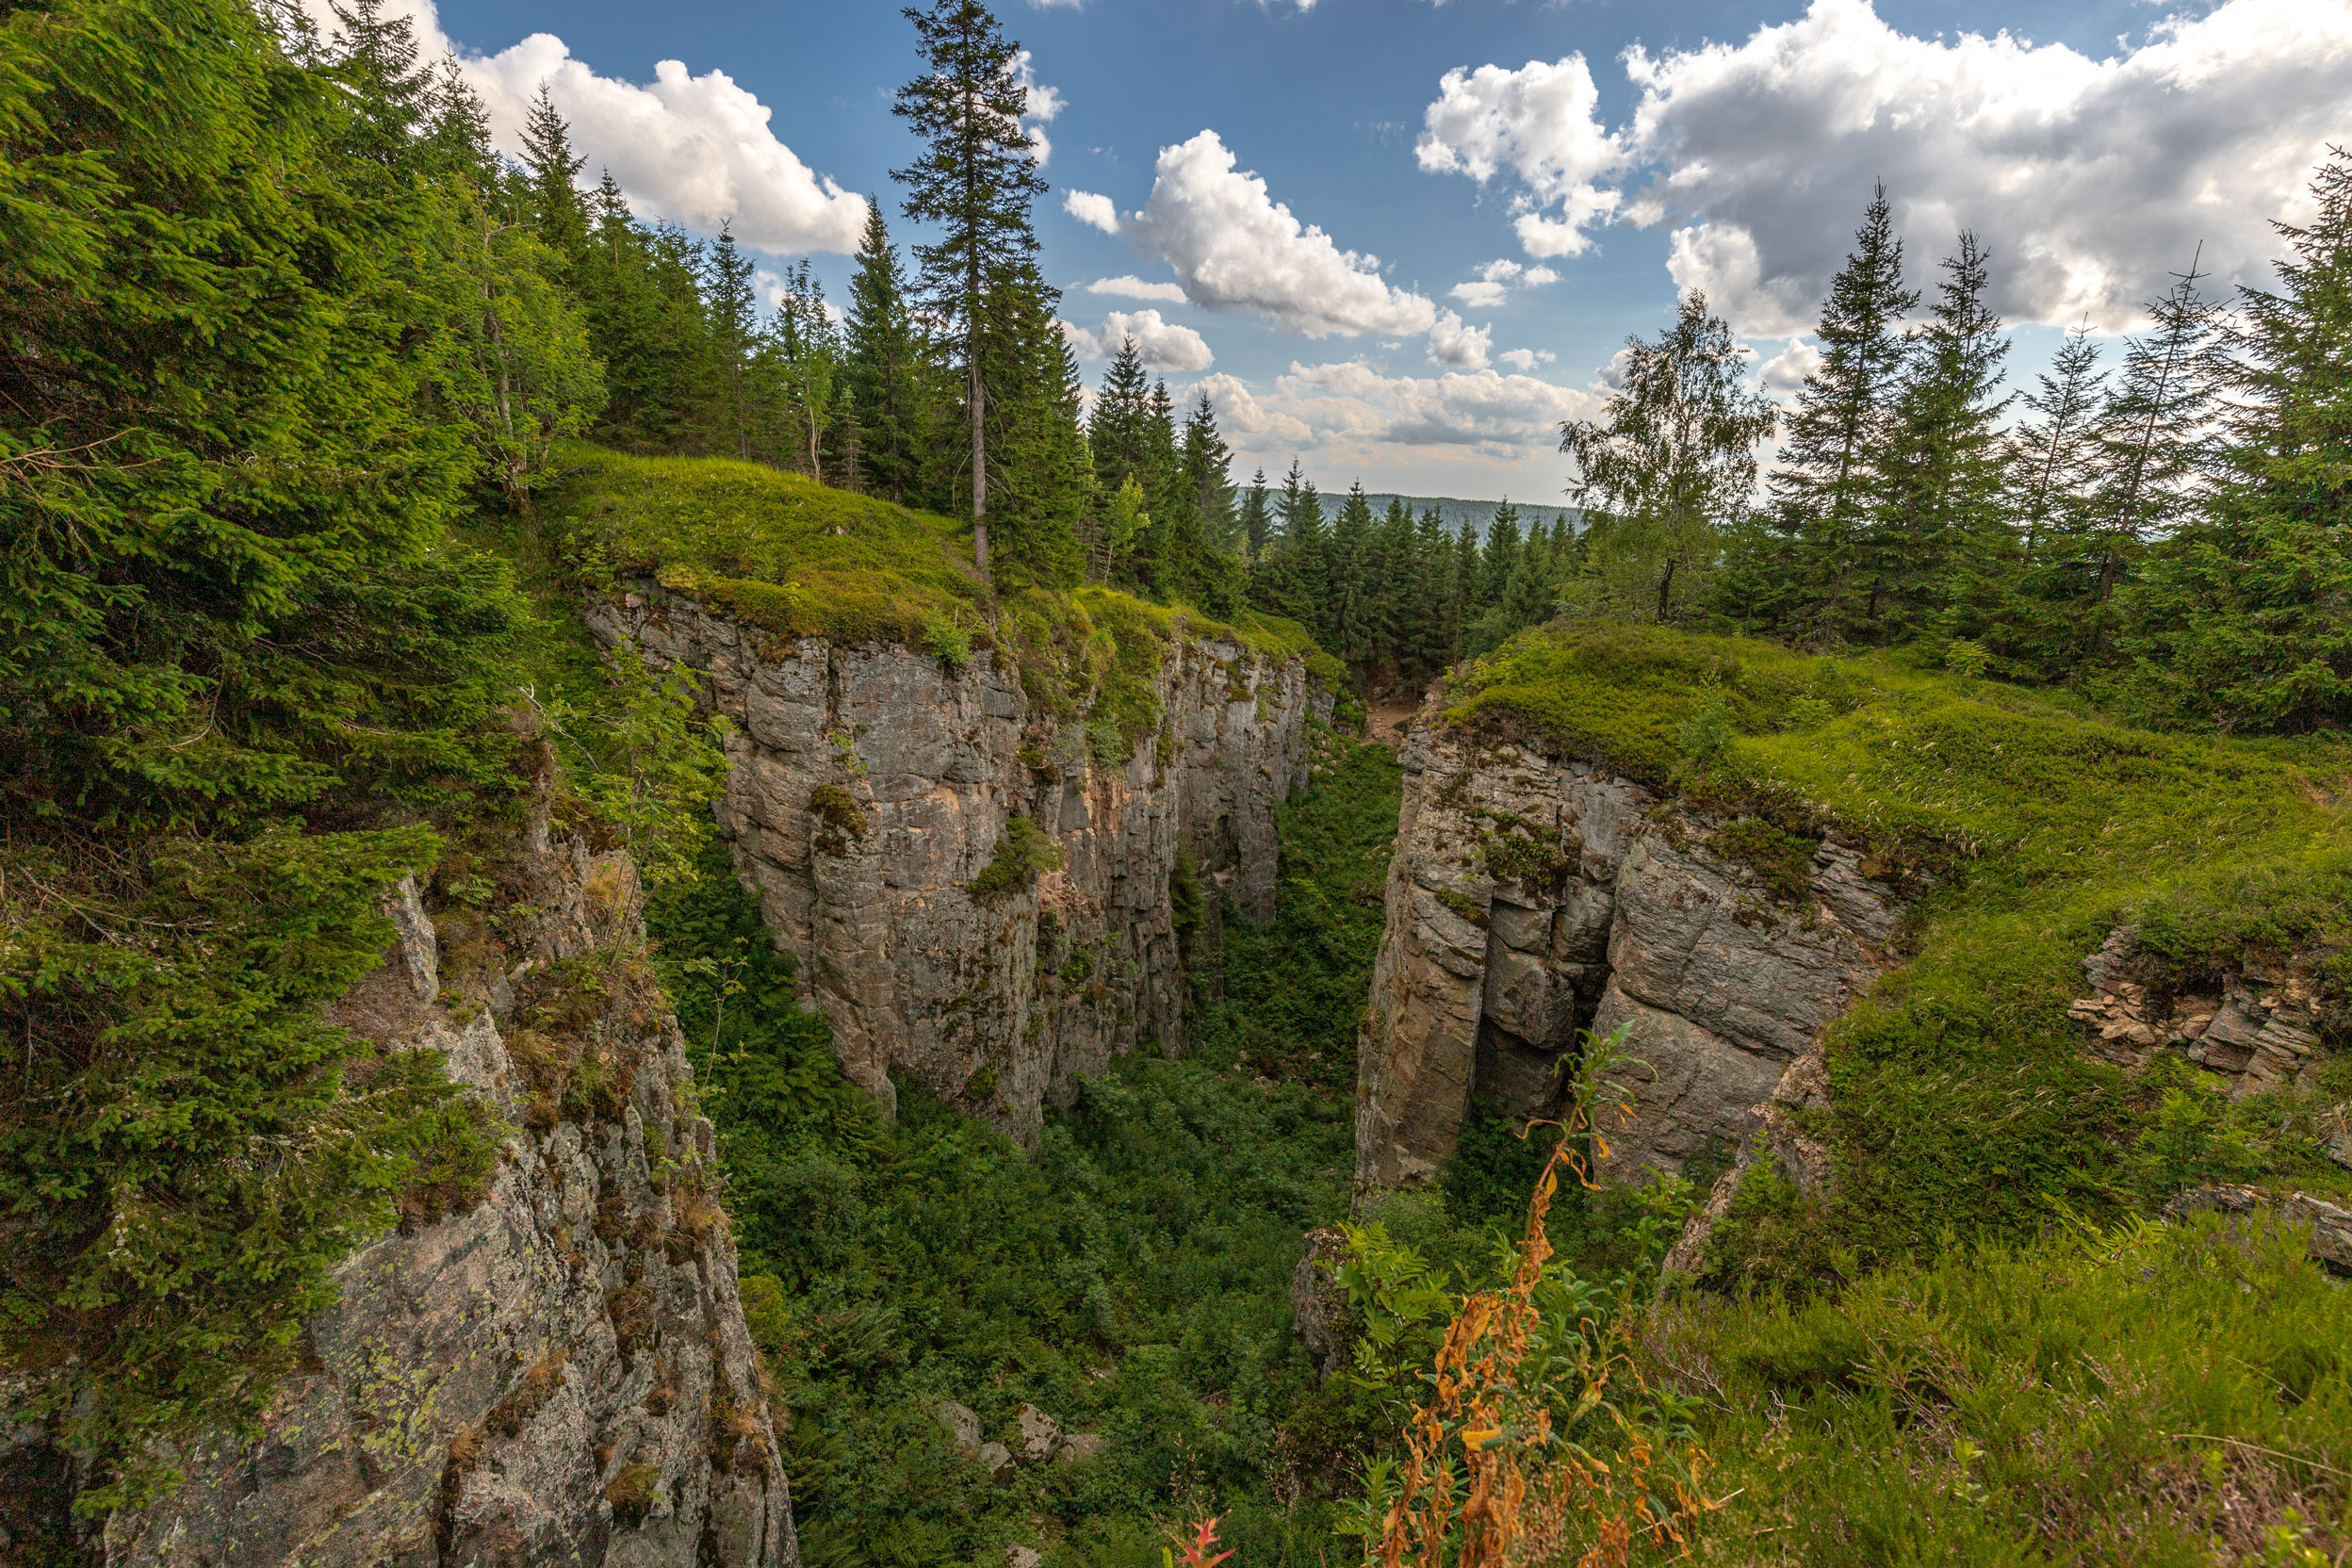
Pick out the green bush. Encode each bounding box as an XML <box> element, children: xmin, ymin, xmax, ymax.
<box><xmin>967</xmin><ymin>817</ymin><xmax>1065</xmax><ymax>903</ymax></box>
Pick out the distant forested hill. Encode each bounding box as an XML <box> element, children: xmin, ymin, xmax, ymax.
<box><xmin>1316</xmin><ymin>491</ymin><xmax>1579</xmax><ymax>538</ymax></box>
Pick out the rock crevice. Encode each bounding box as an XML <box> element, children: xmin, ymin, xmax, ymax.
<box><xmin>1354</xmin><ymin>705</ymin><xmax>1900</xmax><ymax>1194</ymax></box>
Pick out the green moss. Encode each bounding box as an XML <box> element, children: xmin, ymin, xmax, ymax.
<box><xmin>604</xmin><ymin>1463</ymin><xmax>662</xmax><ymax>1527</ymax></box>
<box><xmin>549</xmin><ymin>443</ymin><xmax>983</xmax><ymax>648</ymax></box>
<box><xmin>967</xmin><ymin>817</ymin><xmax>1064</xmax><ymax>904</ymax></box>
<box><xmin>1436</xmin><ymin>887</ymin><xmax>1490</xmax><ymax>929</ymax></box>
<box><xmin>961</xmin><ymin>1064</ymin><xmax>999</xmax><ymax>1103</ymax></box>
<box><xmin>1446</xmin><ymin>622</ymin><xmax>2352</xmax><ymax>1273</ymax></box>
<box><xmin>1707</xmin><ymin>816</ymin><xmax>1820</xmax><ymax>906</ymax></box>
<box><xmin>808</xmin><ymin>785</ymin><xmax>868</xmax><ymax>857</ymax></box>
<box><xmin>1477</xmin><ymin>809</ymin><xmax>1573</xmax><ymax>889</ymax></box>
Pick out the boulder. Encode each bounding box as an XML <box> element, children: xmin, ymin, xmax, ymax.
<box><xmin>978</xmin><ymin>1442</ymin><xmax>1017</xmax><ymax>1486</ymax></box>
<box><xmin>1057</xmin><ymin>1433</ymin><xmax>1110</xmax><ymax>1462</ymax></box>
<box><xmin>1017</xmin><ymin>1403</ymin><xmax>1062</xmax><ymax>1463</ymax></box>
<box><xmin>936</xmin><ymin>1399</ymin><xmax>981</xmax><ymax>1459</ymax></box>
<box><xmin>1289</xmin><ymin>1227</ymin><xmax>1354</xmax><ymax>1373</ymax></box>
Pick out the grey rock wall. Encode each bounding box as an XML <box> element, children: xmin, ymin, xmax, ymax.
<box><xmin>1354</xmin><ymin>702</ymin><xmax>1900</xmax><ymax>1194</ymax></box>
<box><xmin>585</xmin><ymin>588</ymin><xmax>1329</xmax><ymax>1141</ymax></box>
<box><xmin>101</xmin><ymin>820</ymin><xmax>797</xmax><ymax>1568</ymax></box>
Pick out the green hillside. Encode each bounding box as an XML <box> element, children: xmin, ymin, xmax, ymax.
<box><xmin>1446</xmin><ymin>621</ymin><xmax>2352</xmax><ymax>1275</ymax></box>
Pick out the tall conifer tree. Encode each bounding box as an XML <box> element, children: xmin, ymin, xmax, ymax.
<box><xmin>893</xmin><ymin>0</ymin><xmax>1044</xmax><ymax>577</ymax></box>
<box><xmin>2122</xmin><ymin>154</ymin><xmax>2352</xmax><ymax>731</ymax></box>
<box><xmin>1764</xmin><ymin>184</ymin><xmax>1919</xmax><ymax>641</ymax></box>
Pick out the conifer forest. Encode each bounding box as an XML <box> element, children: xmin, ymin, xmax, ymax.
<box><xmin>4</xmin><ymin>1</ymin><xmax>2351</xmax><ymax>1565</ymax></box>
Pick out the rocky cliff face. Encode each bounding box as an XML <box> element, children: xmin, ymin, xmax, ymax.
<box><xmin>585</xmin><ymin>587</ymin><xmax>1329</xmax><ymax>1141</ymax></box>
<box><xmin>96</xmin><ymin>813</ymin><xmax>798</xmax><ymax>1568</ymax></box>
<box><xmin>1354</xmin><ymin>704</ymin><xmax>1901</xmax><ymax>1193</ymax></box>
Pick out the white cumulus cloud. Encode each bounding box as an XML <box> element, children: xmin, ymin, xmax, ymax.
<box><xmin>1059</xmin><ymin>310</ymin><xmax>1215</xmax><ymax>372</ymax></box>
<box><xmin>1063</xmin><ymin>189</ymin><xmax>1121</xmax><ymax>233</ymax></box>
<box><xmin>1754</xmin><ymin>337</ymin><xmax>1823</xmax><ymax>400</ymax></box>
<box><xmin>1417</xmin><ymin>57</ymin><xmax>1625</xmax><ymax>259</ymax></box>
<box><xmin>305</xmin><ymin>0</ymin><xmax>866</xmax><ymax>255</ymax></box>
<box><xmin>1085</xmin><ymin>275</ymin><xmax>1188</xmax><ymax>303</ymax></box>
<box><xmin>1428</xmin><ymin>310</ymin><xmax>1494</xmax><ymax>369</ymax></box>
<box><xmin>1205</xmin><ymin>360</ymin><xmax>1602</xmax><ymax>467</ymax></box>
<box><xmin>1011</xmin><ymin>50</ymin><xmax>1065</xmax><ymax>168</ymax></box>
<box><xmin>1127</xmin><ymin>130</ymin><xmax>1439</xmax><ymax>338</ymax></box>
<box><xmin>1449</xmin><ymin>258</ymin><xmax>1562</xmax><ymax>309</ymax></box>
<box><xmin>1418</xmin><ymin>0</ymin><xmax>2352</xmax><ymax>334</ymax></box>
<box><xmin>1497</xmin><ymin>347</ymin><xmax>1557</xmax><ymax>371</ymax></box>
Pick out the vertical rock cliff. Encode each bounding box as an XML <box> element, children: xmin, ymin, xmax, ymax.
<box><xmin>584</xmin><ymin>587</ymin><xmax>1331</xmax><ymax>1140</ymax></box>
<box><xmin>95</xmin><ymin>810</ymin><xmax>798</xmax><ymax>1568</ymax></box>
<box><xmin>1354</xmin><ymin>701</ymin><xmax>1901</xmax><ymax>1193</ymax></box>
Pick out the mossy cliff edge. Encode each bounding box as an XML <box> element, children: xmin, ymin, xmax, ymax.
<box><xmin>86</xmin><ymin>796</ymin><xmax>798</xmax><ymax>1568</ymax></box>
<box><xmin>1357</xmin><ymin>622</ymin><xmax>2352</xmax><ymax>1282</ymax></box>
<box><xmin>551</xmin><ymin>448</ymin><xmax>1338</xmax><ymax>1141</ymax></box>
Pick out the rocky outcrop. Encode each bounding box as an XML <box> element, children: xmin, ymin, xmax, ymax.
<box><xmin>585</xmin><ymin>587</ymin><xmax>1329</xmax><ymax>1141</ymax></box>
<box><xmin>2166</xmin><ymin>1184</ymin><xmax>2352</xmax><ymax>1273</ymax></box>
<box><xmin>99</xmin><ymin>814</ymin><xmax>797</xmax><ymax>1568</ymax></box>
<box><xmin>1354</xmin><ymin>705</ymin><xmax>1900</xmax><ymax>1193</ymax></box>
<box><xmin>2069</xmin><ymin>925</ymin><xmax>2337</xmax><ymax>1096</ymax></box>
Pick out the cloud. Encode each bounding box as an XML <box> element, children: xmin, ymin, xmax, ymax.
<box><xmin>1497</xmin><ymin>347</ymin><xmax>1557</xmax><ymax>371</ymax></box>
<box><xmin>1127</xmin><ymin>130</ymin><xmax>1439</xmax><ymax>337</ymax></box>
<box><xmin>1011</xmin><ymin>50</ymin><xmax>1064</xmax><ymax>168</ymax></box>
<box><xmin>1085</xmin><ymin>275</ymin><xmax>1188</xmax><ymax>302</ymax></box>
<box><xmin>1755</xmin><ymin>337</ymin><xmax>1822</xmax><ymax>399</ymax></box>
<box><xmin>306</xmin><ymin>0</ymin><xmax>866</xmax><ymax>255</ymax></box>
<box><xmin>1428</xmin><ymin>310</ymin><xmax>1493</xmax><ymax>368</ymax></box>
<box><xmin>1449</xmin><ymin>258</ymin><xmax>1561</xmax><ymax>309</ymax></box>
<box><xmin>1204</xmin><ymin>360</ymin><xmax>1601</xmax><ymax>466</ymax></box>
<box><xmin>1416</xmin><ymin>57</ymin><xmax>1625</xmax><ymax>259</ymax></box>
<box><xmin>1059</xmin><ymin>310</ymin><xmax>1215</xmax><ymax>371</ymax></box>
<box><xmin>1418</xmin><ymin>0</ymin><xmax>2352</xmax><ymax>333</ymax></box>
<box><xmin>1063</xmin><ymin>189</ymin><xmax>1121</xmax><ymax>233</ymax></box>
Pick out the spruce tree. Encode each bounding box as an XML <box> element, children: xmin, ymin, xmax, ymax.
<box><xmin>1763</xmin><ymin>184</ymin><xmax>1918</xmax><ymax>641</ymax></box>
<box><xmin>1179</xmin><ymin>391</ymin><xmax>1239</xmax><ymax>612</ymax></box>
<box><xmin>702</xmin><ymin>223</ymin><xmax>760</xmax><ymax>460</ymax></box>
<box><xmin>1479</xmin><ymin>502</ymin><xmax>1522</xmax><ymax>611</ymax></box>
<box><xmin>893</xmin><ymin>0</ymin><xmax>1045</xmax><ymax>577</ymax></box>
<box><xmin>973</xmin><ymin>261</ymin><xmax>1086</xmax><ymax>589</ymax></box>
<box><xmin>1447</xmin><ymin>522</ymin><xmax>1479</xmax><ymax>662</ymax></box>
<box><xmin>842</xmin><ymin>202</ymin><xmax>935</xmax><ymax>503</ymax></box>
<box><xmin>1330</xmin><ymin>482</ymin><xmax>1376</xmax><ymax>665</ymax></box>
<box><xmin>518</xmin><ymin>83</ymin><xmax>589</xmax><ymax>263</ymax></box>
<box><xmin>2121</xmin><ymin>152</ymin><xmax>2352</xmax><ymax>732</ymax></box>
<box><xmin>2091</xmin><ymin>261</ymin><xmax>2220</xmax><ymax>586</ymax></box>
<box><xmin>1874</xmin><ymin>231</ymin><xmax>2012</xmax><ymax>638</ymax></box>
<box><xmin>1962</xmin><ymin>321</ymin><xmax>2107</xmax><ymax>672</ymax></box>
<box><xmin>1239</xmin><ymin>467</ymin><xmax>1271</xmax><ymax>560</ymax></box>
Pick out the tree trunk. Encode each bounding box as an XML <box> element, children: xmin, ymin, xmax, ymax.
<box><xmin>969</xmin><ymin>342</ymin><xmax>988</xmax><ymax>578</ymax></box>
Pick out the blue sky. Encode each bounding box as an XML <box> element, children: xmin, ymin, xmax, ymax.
<box><xmin>390</xmin><ymin>0</ymin><xmax>2348</xmax><ymax>501</ymax></box>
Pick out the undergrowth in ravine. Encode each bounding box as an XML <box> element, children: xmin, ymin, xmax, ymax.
<box><xmin>645</xmin><ymin>742</ymin><xmax>1396</xmax><ymax>1566</ymax></box>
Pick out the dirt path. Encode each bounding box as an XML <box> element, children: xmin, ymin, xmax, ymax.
<box><xmin>1364</xmin><ymin>697</ymin><xmax>1421</xmax><ymax>751</ymax></box>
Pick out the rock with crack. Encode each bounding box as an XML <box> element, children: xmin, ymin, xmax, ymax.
<box><xmin>2066</xmin><ymin>925</ymin><xmax>2332</xmax><ymax>1097</ymax></box>
<box><xmin>1355</xmin><ymin>702</ymin><xmax>1898</xmax><ymax>1193</ymax></box>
